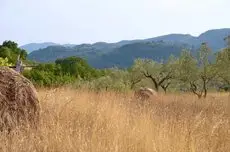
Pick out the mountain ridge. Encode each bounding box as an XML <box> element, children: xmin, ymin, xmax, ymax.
<box><xmin>27</xmin><ymin>28</ymin><xmax>230</xmax><ymax>68</ymax></box>
<box><xmin>21</xmin><ymin>28</ymin><xmax>230</xmax><ymax>53</ymax></box>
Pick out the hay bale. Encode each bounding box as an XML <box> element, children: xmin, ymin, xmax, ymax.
<box><xmin>0</xmin><ymin>67</ymin><xmax>40</xmax><ymax>131</ymax></box>
<box><xmin>134</xmin><ymin>87</ymin><xmax>158</xmax><ymax>101</ymax></box>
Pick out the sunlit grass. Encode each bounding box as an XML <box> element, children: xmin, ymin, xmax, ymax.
<box><xmin>0</xmin><ymin>87</ymin><xmax>229</xmax><ymax>152</ymax></box>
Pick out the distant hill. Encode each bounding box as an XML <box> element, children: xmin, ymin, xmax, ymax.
<box><xmin>28</xmin><ymin>28</ymin><xmax>230</xmax><ymax>68</ymax></box>
<box><xmin>90</xmin><ymin>42</ymin><xmax>194</xmax><ymax>68</ymax></box>
<box><xmin>28</xmin><ymin>41</ymin><xmax>194</xmax><ymax>68</ymax></box>
<box><xmin>20</xmin><ymin>42</ymin><xmax>59</xmax><ymax>53</ymax></box>
<box><xmin>146</xmin><ymin>34</ymin><xmax>196</xmax><ymax>44</ymax></box>
<box><xmin>197</xmin><ymin>28</ymin><xmax>230</xmax><ymax>51</ymax></box>
<box><xmin>146</xmin><ymin>28</ymin><xmax>230</xmax><ymax>50</ymax></box>
<box><xmin>28</xmin><ymin>45</ymin><xmax>101</xmax><ymax>63</ymax></box>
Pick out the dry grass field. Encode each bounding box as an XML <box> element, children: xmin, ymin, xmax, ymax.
<box><xmin>0</xmin><ymin>87</ymin><xmax>229</xmax><ymax>152</ymax></box>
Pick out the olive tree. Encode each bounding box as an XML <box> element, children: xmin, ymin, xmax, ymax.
<box><xmin>159</xmin><ymin>55</ymin><xmax>178</xmax><ymax>93</ymax></box>
<box><xmin>131</xmin><ymin>57</ymin><xmax>177</xmax><ymax>92</ymax></box>
<box><xmin>92</xmin><ymin>67</ymin><xmax>130</xmax><ymax>91</ymax></box>
<box><xmin>177</xmin><ymin>44</ymin><xmax>216</xmax><ymax>98</ymax></box>
<box><xmin>197</xmin><ymin>43</ymin><xmax>217</xmax><ymax>97</ymax></box>
<box><xmin>216</xmin><ymin>36</ymin><xmax>230</xmax><ymax>85</ymax></box>
<box><xmin>127</xmin><ymin>59</ymin><xmax>145</xmax><ymax>89</ymax></box>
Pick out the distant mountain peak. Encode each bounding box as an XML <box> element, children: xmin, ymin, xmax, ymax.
<box><xmin>20</xmin><ymin>42</ymin><xmax>59</xmax><ymax>53</ymax></box>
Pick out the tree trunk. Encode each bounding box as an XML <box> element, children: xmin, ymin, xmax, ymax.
<box><xmin>202</xmin><ymin>78</ymin><xmax>207</xmax><ymax>98</ymax></box>
<box><xmin>203</xmin><ymin>84</ymin><xmax>207</xmax><ymax>98</ymax></box>
<box><xmin>130</xmin><ymin>79</ymin><xmax>142</xmax><ymax>89</ymax></box>
<box><xmin>162</xmin><ymin>87</ymin><xmax>167</xmax><ymax>94</ymax></box>
<box><xmin>130</xmin><ymin>83</ymin><xmax>135</xmax><ymax>89</ymax></box>
<box><xmin>142</xmin><ymin>71</ymin><xmax>159</xmax><ymax>92</ymax></box>
<box><xmin>190</xmin><ymin>82</ymin><xmax>203</xmax><ymax>99</ymax></box>
<box><xmin>197</xmin><ymin>94</ymin><xmax>202</xmax><ymax>99</ymax></box>
<box><xmin>149</xmin><ymin>76</ymin><xmax>159</xmax><ymax>92</ymax></box>
<box><xmin>161</xmin><ymin>82</ymin><xmax>170</xmax><ymax>94</ymax></box>
<box><xmin>155</xmin><ymin>84</ymin><xmax>159</xmax><ymax>92</ymax></box>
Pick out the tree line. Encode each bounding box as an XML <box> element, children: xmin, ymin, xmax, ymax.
<box><xmin>0</xmin><ymin>38</ymin><xmax>230</xmax><ymax>98</ymax></box>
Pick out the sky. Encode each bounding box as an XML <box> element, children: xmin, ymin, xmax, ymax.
<box><xmin>0</xmin><ymin>0</ymin><xmax>230</xmax><ymax>46</ymax></box>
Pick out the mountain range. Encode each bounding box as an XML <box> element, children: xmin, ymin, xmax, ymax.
<box><xmin>20</xmin><ymin>42</ymin><xmax>76</xmax><ymax>53</ymax></box>
<box><xmin>21</xmin><ymin>28</ymin><xmax>230</xmax><ymax>68</ymax></box>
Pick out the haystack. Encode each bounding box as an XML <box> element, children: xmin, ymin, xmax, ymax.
<box><xmin>134</xmin><ymin>87</ymin><xmax>158</xmax><ymax>101</ymax></box>
<box><xmin>0</xmin><ymin>67</ymin><xmax>40</xmax><ymax>131</ymax></box>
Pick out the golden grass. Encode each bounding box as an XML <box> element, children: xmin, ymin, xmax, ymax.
<box><xmin>0</xmin><ymin>87</ymin><xmax>229</xmax><ymax>152</ymax></box>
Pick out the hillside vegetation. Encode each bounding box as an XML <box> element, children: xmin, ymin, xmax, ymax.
<box><xmin>2</xmin><ymin>38</ymin><xmax>230</xmax><ymax>98</ymax></box>
<box><xmin>28</xmin><ymin>42</ymin><xmax>193</xmax><ymax>68</ymax></box>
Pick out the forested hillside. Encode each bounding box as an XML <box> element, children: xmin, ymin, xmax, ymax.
<box><xmin>28</xmin><ymin>41</ymin><xmax>194</xmax><ymax>68</ymax></box>
<box><xmin>27</xmin><ymin>28</ymin><xmax>230</xmax><ymax>68</ymax></box>
<box><xmin>90</xmin><ymin>42</ymin><xmax>194</xmax><ymax>68</ymax></box>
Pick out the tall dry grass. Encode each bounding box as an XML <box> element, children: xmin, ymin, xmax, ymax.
<box><xmin>0</xmin><ymin>87</ymin><xmax>229</xmax><ymax>152</ymax></box>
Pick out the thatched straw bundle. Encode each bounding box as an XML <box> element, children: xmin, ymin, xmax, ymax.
<box><xmin>0</xmin><ymin>67</ymin><xmax>40</xmax><ymax>131</ymax></box>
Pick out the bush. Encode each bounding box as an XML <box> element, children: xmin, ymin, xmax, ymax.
<box><xmin>22</xmin><ymin>57</ymin><xmax>105</xmax><ymax>87</ymax></box>
<box><xmin>0</xmin><ymin>57</ymin><xmax>13</xmax><ymax>66</ymax></box>
<box><xmin>23</xmin><ymin>69</ymin><xmax>75</xmax><ymax>87</ymax></box>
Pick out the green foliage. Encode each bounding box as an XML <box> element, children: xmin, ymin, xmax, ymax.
<box><xmin>23</xmin><ymin>62</ymin><xmax>74</xmax><ymax>87</ymax></box>
<box><xmin>176</xmin><ymin>43</ymin><xmax>217</xmax><ymax>98</ymax></box>
<box><xmin>0</xmin><ymin>57</ymin><xmax>13</xmax><ymax>66</ymax></box>
<box><xmin>176</xmin><ymin>49</ymin><xmax>198</xmax><ymax>82</ymax></box>
<box><xmin>55</xmin><ymin>56</ymin><xmax>101</xmax><ymax>80</ymax></box>
<box><xmin>127</xmin><ymin>61</ymin><xmax>144</xmax><ymax>89</ymax></box>
<box><xmin>130</xmin><ymin>57</ymin><xmax>176</xmax><ymax>92</ymax></box>
<box><xmin>216</xmin><ymin>48</ymin><xmax>230</xmax><ymax>84</ymax></box>
<box><xmin>88</xmin><ymin>68</ymin><xmax>130</xmax><ymax>92</ymax></box>
<box><xmin>23</xmin><ymin>56</ymin><xmax>105</xmax><ymax>87</ymax></box>
<box><xmin>0</xmin><ymin>41</ymin><xmax>28</xmax><ymax>64</ymax></box>
<box><xmin>197</xmin><ymin>43</ymin><xmax>217</xmax><ymax>83</ymax></box>
<box><xmin>3</xmin><ymin>39</ymin><xmax>230</xmax><ymax>97</ymax></box>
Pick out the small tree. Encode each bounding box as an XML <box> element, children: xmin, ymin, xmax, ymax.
<box><xmin>55</xmin><ymin>56</ymin><xmax>98</xmax><ymax>80</ymax></box>
<box><xmin>216</xmin><ymin>36</ymin><xmax>230</xmax><ymax>85</ymax></box>
<box><xmin>132</xmin><ymin>58</ymin><xmax>175</xmax><ymax>92</ymax></box>
<box><xmin>177</xmin><ymin>45</ymin><xmax>216</xmax><ymax>98</ymax></box>
<box><xmin>197</xmin><ymin>43</ymin><xmax>217</xmax><ymax>98</ymax></box>
<box><xmin>127</xmin><ymin>60</ymin><xmax>144</xmax><ymax>89</ymax></box>
<box><xmin>89</xmin><ymin>67</ymin><xmax>130</xmax><ymax>91</ymax></box>
<box><xmin>176</xmin><ymin>49</ymin><xmax>199</xmax><ymax>95</ymax></box>
<box><xmin>0</xmin><ymin>41</ymin><xmax>28</xmax><ymax>63</ymax></box>
<box><xmin>159</xmin><ymin>55</ymin><xmax>178</xmax><ymax>93</ymax></box>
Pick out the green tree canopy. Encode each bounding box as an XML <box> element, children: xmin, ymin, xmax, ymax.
<box><xmin>131</xmin><ymin>57</ymin><xmax>177</xmax><ymax>92</ymax></box>
<box><xmin>0</xmin><ymin>40</ymin><xmax>27</xmax><ymax>64</ymax></box>
<box><xmin>216</xmin><ymin>43</ymin><xmax>230</xmax><ymax>85</ymax></box>
<box><xmin>176</xmin><ymin>43</ymin><xmax>216</xmax><ymax>98</ymax></box>
<box><xmin>55</xmin><ymin>56</ymin><xmax>101</xmax><ymax>80</ymax></box>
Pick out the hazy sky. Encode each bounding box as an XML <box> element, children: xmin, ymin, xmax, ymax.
<box><xmin>1</xmin><ymin>0</ymin><xmax>230</xmax><ymax>46</ymax></box>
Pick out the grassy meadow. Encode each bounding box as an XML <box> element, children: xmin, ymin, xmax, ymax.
<box><xmin>0</xmin><ymin>88</ymin><xmax>229</xmax><ymax>152</ymax></box>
